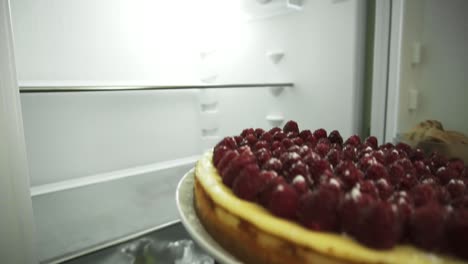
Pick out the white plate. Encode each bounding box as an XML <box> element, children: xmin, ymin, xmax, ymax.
<box><xmin>176</xmin><ymin>169</ymin><xmax>241</xmax><ymax>264</ymax></box>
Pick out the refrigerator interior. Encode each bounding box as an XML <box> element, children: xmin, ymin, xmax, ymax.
<box><xmin>10</xmin><ymin>0</ymin><xmax>367</xmax><ymax>262</ymax></box>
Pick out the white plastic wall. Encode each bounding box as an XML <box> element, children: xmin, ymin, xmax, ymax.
<box><xmin>397</xmin><ymin>0</ymin><xmax>468</xmax><ymax>135</ymax></box>
<box><xmin>11</xmin><ymin>0</ymin><xmax>366</xmax><ymax>186</ymax></box>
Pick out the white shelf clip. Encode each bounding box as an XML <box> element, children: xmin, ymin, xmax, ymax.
<box><xmin>266</xmin><ymin>114</ymin><xmax>285</xmax><ymax>127</ymax></box>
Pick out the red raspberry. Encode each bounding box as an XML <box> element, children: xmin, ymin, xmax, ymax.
<box><xmin>334</xmin><ymin>160</ymin><xmax>357</xmax><ymax>175</ymax></box>
<box><xmin>379</xmin><ymin>143</ymin><xmax>395</xmax><ymax>150</ymax></box>
<box><xmin>315</xmin><ymin>143</ymin><xmax>330</xmax><ymax>157</ymax></box>
<box><xmin>447</xmin><ymin>179</ymin><xmax>466</xmax><ymax>200</ymax></box>
<box><xmin>232</xmin><ymin>164</ymin><xmax>263</xmax><ymax>201</ymax></box>
<box><xmin>345</xmin><ymin>135</ymin><xmax>361</xmax><ymax>146</ymax></box>
<box><xmin>409</xmin><ymin>203</ymin><xmax>447</xmax><ymax>251</ymax></box>
<box><xmin>410</xmin><ymin>148</ymin><xmax>425</xmax><ymax>161</ymax></box>
<box><xmin>258</xmin><ymin>176</ymin><xmax>286</xmax><ymax>207</ymax></box>
<box><xmin>254</xmin><ymin>140</ymin><xmax>269</xmax><ymax>151</ymax></box>
<box><xmin>436</xmin><ymin>166</ymin><xmax>460</xmax><ymax>185</ymax></box>
<box><xmin>222</xmin><ymin>150</ymin><xmax>256</xmax><ymax>187</ymax></box>
<box><xmin>326</xmin><ymin>148</ymin><xmax>342</xmax><ymax>167</ymax></box>
<box><xmin>313</xmin><ymin>128</ymin><xmax>327</xmax><ymax>139</ymax></box>
<box><xmin>413</xmin><ymin>160</ymin><xmax>431</xmax><ymax>177</ymax></box>
<box><xmin>280</xmin><ymin>152</ymin><xmax>302</xmax><ymax>171</ymax></box>
<box><xmin>359</xmin><ymin>180</ymin><xmax>379</xmax><ymax>199</ymax></box>
<box><xmin>371</xmin><ymin>150</ymin><xmax>385</xmax><ymax>164</ymax></box>
<box><xmin>234</xmin><ymin>135</ymin><xmax>243</xmax><ymax>145</ymax></box>
<box><xmin>388</xmin><ymin>191</ymin><xmax>414</xmax><ymax>225</ymax></box>
<box><xmin>431</xmin><ymin>152</ymin><xmax>448</xmax><ymax>169</ymax></box>
<box><xmin>255</xmin><ymin>148</ymin><xmax>271</xmax><ymax>166</ymax></box>
<box><xmin>292</xmin><ymin>137</ymin><xmax>304</xmax><ymax>146</ymax></box>
<box><xmin>283</xmin><ymin>120</ymin><xmax>299</xmax><ymax>134</ymax></box>
<box><xmin>340</xmin><ymin>168</ymin><xmax>364</xmax><ymax>191</ymax></box>
<box><xmin>254</xmin><ymin>128</ymin><xmax>265</xmax><ymax>138</ymax></box>
<box><xmin>452</xmin><ymin>196</ymin><xmax>468</xmax><ymax>209</ymax></box>
<box><xmin>339</xmin><ymin>193</ymin><xmax>375</xmax><ymax>237</ymax></box>
<box><xmin>395</xmin><ymin>142</ymin><xmax>413</xmax><ymax>157</ymax></box>
<box><xmin>357</xmin><ymin>144</ymin><xmax>374</xmax><ymax>159</ymax></box>
<box><xmin>447</xmin><ymin>209</ymin><xmax>468</xmax><ymax>259</ymax></box>
<box><xmin>420</xmin><ymin>175</ymin><xmax>439</xmax><ymax>185</ymax></box>
<box><xmin>287</xmin><ymin>145</ymin><xmax>301</xmax><ymax>154</ymax></box>
<box><xmin>298</xmin><ymin>186</ymin><xmax>342</xmax><ymax>231</ymax></box>
<box><xmin>269</xmin><ymin>127</ymin><xmax>282</xmax><ymax>135</ymax></box>
<box><xmin>356</xmin><ymin>201</ymin><xmax>402</xmax><ymax>249</ymax></box>
<box><xmin>241</xmin><ymin>128</ymin><xmax>255</xmax><ymax>137</ymax></box>
<box><xmin>286</xmin><ymin>131</ymin><xmax>298</xmax><ymax>139</ymax></box>
<box><xmin>262</xmin><ymin>157</ymin><xmax>283</xmax><ymax>174</ymax></box>
<box><xmin>217</xmin><ymin>150</ymin><xmax>239</xmax><ymax>173</ymax></box>
<box><xmin>366</xmin><ymin>163</ymin><xmax>389</xmax><ymax>181</ymax></box>
<box><xmin>399</xmin><ymin>171</ymin><xmax>418</xmax><ymax>190</ymax></box>
<box><xmin>309</xmin><ymin>159</ymin><xmax>331</xmax><ymax>181</ymax></box>
<box><xmin>436</xmin><ymin>186</ymin><xmax>451</xmax><ymax>205</ymax></box>
<box><xmin>213</xmin><ymin>145</ymin><xmax>229</xmax><ymax>167</ymax></box>
<box><xmin>448</xmin><ymin>159</ymin><xmax>465</xmax><ymax>174</ymax></box>
<box><xmin>385</xmin><ymin>149</ymin><xmax>400</xmax><ymax>165</ymax></box>
<box><xmin>267</xmin><ymin>183</ymin><xmax>300</xmax><ymax>220</ymax></box>
<box><xmin>298</xmin><ymin>129</ymin><xmax>313</xmax><ymax>141</ymax></box>
<box><xmin>281</xmin><ymin>138</ymin><xmax>294</xmax><ymax>149</ymax></box>
<box><xmin>328</xmin><ymin>130</ymin><xmax>343</xmax><ymax>145</ymax></box>
<box><xmin>412</xmin><ymin>184</ymin><xmax>438</xmax><ymax>207</ymax></box>
<box><xmin>364</xmin><ymin>136</ymin><xmax>378</xmax><ymax>149</ymax></box>
<box><xmin>259</xmin><ymin>131</ymin><xmax>273</xmax><ymax>142</ymax></box>
<box><xmin>273</xmin><ymin>131</ymin><xmax>287</xmax><ymax>141</ymax></box>
<box><xmin>304</xmin><ymin>135</ymin><xmax>318</xmax><ymax>148</ymax></box>
<box><xmin>298</xmin><ymin>145</ymin><xmax>311</xmax><ymax>157</ymax></box>
<box><xmin>395</xmin><ymin>158</ymin><xmax>414</xmax><ymax>172</ymax></box>
<box><xmin>342</xmin><ymin>145</ymin><xmax>357</xmax><ymax>161</ymax></box>
<box><xmin>244</xmin><ymin>134</ymin><xmax>258</xmax><ymax>146</ymax></box>
<box><xmin>375</xmin><ymin>178</ymin><xmax>394</xmax><ymax>200</ymax></box>
<box><xmin>291</xmin><ymin>175</ymin><xmax>309</xmax><ymax>195</ymax></box>
<box><xmin>215</xmin><ymin>136</ymin><xmax>237</xmax><ymax>150</ymax></box>
<box><xmin>358</xmin><ymin>155</ymin><xmax>378</xmax><ymax>171</ymax></box>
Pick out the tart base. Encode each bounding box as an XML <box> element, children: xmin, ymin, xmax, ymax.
<box><xmin>194</xmin><ymin>177</ymin><xmax>347</xmax><ymax>264</ymax></box>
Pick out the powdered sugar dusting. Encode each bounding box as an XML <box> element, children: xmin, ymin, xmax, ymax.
<box><xmin>351</xmin><ymin>185</ymin><xmax>361</xmax><ymax>200</ymax></box>
<box><xmin>276</xmin><ymin>185</ymin><xmax>284</xmax><ymax>192</ymax></box>
<box><xmin>330</xmin><ymin>178</ymin><xmax>340</xmax><ymax>187</ymax></box>
<box><xmin>292</xmin><ymin>175</ymin><xmax>305</xmax><ymax>184</ymax></box>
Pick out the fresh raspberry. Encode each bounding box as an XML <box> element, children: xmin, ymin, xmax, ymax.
<box><xmin>215</xmin><ymin>136</ymin><xmax>237</xmax><ymax>150</ymax></box>
<box><xmin>326</xmin><ymin>148</ymin><xmax>342</xmax><ymax>167</ymax></box>
<box><xmin>283</xmin><ymin>120</ymin><xmax>300</xmax><ymax>134</ymax></box>
<box><xmin>244</xmin><ymin>134</ymin><xmax>258</xmax><ymax>146</ymax></box>
<box><xmin>356</xmin><ymin>201</ymin><xmax>402</xmax><ymax>249</ymax></box>
<box><xmin>280</xmin><ymin>152</ymin><xmax>302</xmax><ymax>172</ymax></box>
<box><xmin>298</xmin><ymin>145</ymin><xmax>311</xmax><ymax>157</ymax></box>
<box><xmin>410</xmin><ymin>148</ymin><xmax>426</xmax><ymax>161</ymax></box>
<box><xmin>304</xmin><ymin>135</ymin><xmax>318</xmax><ymax>148</ymax></box>
<box><xmin>364</xmin><ymin>136</ymin><xmax>378</xmax><ymax>149</ymax></box>
<box><xmin>420</xmin><ymin>175</ymin><xmax>439</xmax><ymax>185</ymax></box>
<box><xmin>358</xmin><ymin>155</ymin><xmax>378</xmax><ymax>172</ymax></box>
<box><xmin>412</xmin><ymin>184</ymin><xmax>438</xmax><ymax>207</ymax></box>
<box><xmin>379</xmin><ymin>143</ymin><xmax>395</xmax><ymax>150</ymax></box>
<box><xmin>287</xmin><ymin>145</ymin><xmax>301</xmax><ymax>154</ymax></box>
<box><xmin>313</xmin><ymin>128</ymin><xmax>327</xmax><ymax>139</ymax></box>
<box><xmin>335</xmin><ymin>160</ymin><xmax>357</xmax><ymax>175</ymax></box>
<box><xmin>331</xmin><ymin>143</ymin><xmax>343</xmax><ymax>151</ymax></box>
<box><xmin>409</xmin><ymin>203</ymin><xmax>447</xmax><ymax>251</ymax></box>
<box><xmin>366</xmin><ymin>163</ymin><xmax>389</xmax><ymax>181</ymax></box>
<box><xmin>213</xmin><ymin>145</ymin><xmax>229</xmax><ymax>167</ymax></box>
<box><xmin>375</xmin><ymin>178</ymin><xmax>394</xmax><ymax>200</ymax></box>
<box><xmin>271</xmin><ymin>146</ymin><xmax>285</xmax><ymax>158</ymax></box>
<box><xmin>286</xmin><ymin>160</ymin><xmax>308</xmax><ymax>182</ymax></box>
<box><xmin>413</xmin><ymin>160</ymin><xmax>431</xmax><ymax>177</ymax></box>
<box><xmin>342</xmin><ymin>145</ymin><xmax>357</xmax><ymax>161</ymax></box>
<box><xmin>431</xmin><ymin>152</ymin><xmax>448</xmax><ymax>169</ymax></box>
<box><xmin>254</xmin><ymin>128</ymin><xmax>265</xmax><ymax>138</ymax></box>
<box><xmin>217</xmin><ymin>150</ymin><xmax>239</xmax><ymax>173</ymax></box>
<box><xmin>298</xmin><ymin>129</ymin><xmax>313</xmax><ymax>141</ymax></box>
<box><xmin>254</xmin><ymin>140</ymin><xmax>269</xmax><ymax>151</ymax></box>
<box><xmin>232</xmin><ymin>164</ymin><xmax>263</xmax><ymax>201</ymax></box>
<box><xmin>255</xmin><ymin>148</ymin><xmax>272</xmax><ymax>166</ymax></box>
<box><xmin>436</xmin><ymin>186</ymin><xmax>451</xmax><ymax>205</ymax></box>
<box><xmin>315</xmin><ymin>143</ymin><xmax>330</xmax><ymax>157</ymax></box>
<box><xmin>238</xmin><ymin>145</ymin><xmax>252</xmax><ymax>154</ymax></box>
<box><xmin>241</xmin><ymin>128</ymin><xmax>255</xmax><ymax>137</ymax></box>
<box><xmin>221</xmin><ymin>149</ymin><xmax>256</xmax><ymax>187</ymax></box>
<box><xmin>320</xmin><ymin>177</ymin><xmax>343</xmax><ymax>193</ymax></box>
<box><xmin>345</xmin><ymin>135</ymin><xmax>361</xmax><ymax>146</ymax></box>
<box><xmin>357</xmin><ymin>144</ymin><xmax>374</xmax><ymax>159</ymax></box>
<box><xmin>359</xmin><ymin>180</ymin><xmax>379</xmax><ymax>199</ymax></box>
<box><xmin>447</xmin><ymin>179</ymin><xmax>466</xmax><ymax>200</ymax></box>
<box><xmin>281</xmin><ymin>138</ymin><xmax>294</xmax><ymax>149</ymax></box>
<box><xmin>262</xmin><ymin>157</ymin><xmax>283</xmax><ymax>174</ymax></box>
<box><xmin>291</xmin><ymin>136</ymin><xmax>303</xmax><ymax>145</ymax></box>
<box><xmin>372</xmin><ymin>150</ymin><xmax>385</xmax><ymax>164</ymax></box>
<box><xmin>269</xmin><ymin>127</ymin><xmax>282</xmax><ymax>135</ymax></box>
<box><xmin>234</xmin><ymin>135</ymin><xmax>243</xmax><ymax>145</ymax></box>
<box><xmin>395</xmin><ymin>142</ymin><xmax>413</xmax><ymax>157</ymax></box>
<box><xmin>385</xmin><ymin>149</ymin><xmax>400</xmax><ymax>165</ymax></box>
<box><xmin>388</xmin><ymin>191</ymin><xmax>414</xmax><ymax>226</ymax></box>
<box><xmin>447</xmin><ymin>209</ymin><xmax>468</xmax><ymax>259</ymax></box>
<box><xmin>395</xmin><ymin>158</ymin><xmax>414</xmax><ymax>172</ymax></box>
<box><xmin>448</xmin><ymin>159</ymin><xmax>465</xmax><ymax>174</ymax></box>
<box><xmin>258</xmin><ymin>176</ymin><xmax>286</xmax><ymax>207</ymax></box>
<box><xmin>259</xmin><ymin>131</ymin><xmax>273</xmax><ymax>142</ymax></box>
<box><xmin>267</xmin><ymin>183</ymin><xmax>300</xmax><ymax>220</ymax></box>
<box><xmin>291</xmin><ymin>175</ymin><xmax>309</xmax><ymax>195</ymax></box>
<box><xmin>298</xmin><ymin>186</ymin><xmax>342</xmax><ymax>231</ymax></box>
<box><xmin>339</xmin><ymin>193</ymin><xmax>375</xmax><ymax>237</ymax></box>
<box><xmin>399</xmin><ymin>171</ymin><xmax>418</xmax><ymax>190</ymax></box>
<box><xmin>273</xmin><ymin>131</ymin><xmax>287</xmax><ymax>141</ymax></box>
<box><xmin>436</xmin><ymin>167</ymin><xmax>459</xmax><ymax>185</ymax></box>
<box><xmin>452</xmin><ymin>196</ymin><xmax>468</xmax><ymax>209</ymax></box>
<box><xmin>339</xmin><ymin>167</ymin><xmax>364</xmax><ymax>191</ymax></box>
<box><xmin>328</xmin><ymin>130</ymin><xmax>343</xmax><ymax>145</ymax></box>
<box><xmin>308</xmin><ymin>159</ymin><xmax>331</xmax><ymax>181</ymax></box>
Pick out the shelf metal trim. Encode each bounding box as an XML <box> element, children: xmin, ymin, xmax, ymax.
<box><xmin>20</xmin><ymin>83</ymin><xmax>294</xmax><ymax>93</ymax></box>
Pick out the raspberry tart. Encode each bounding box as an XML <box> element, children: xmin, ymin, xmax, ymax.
<box><xmin>194</xmin><ymin>121</ymin><xmax>468</xmax><ymax>264</ymax></box>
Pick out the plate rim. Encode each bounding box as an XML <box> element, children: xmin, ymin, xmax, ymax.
<box><xmin>176</xmin><ymin>168</ymin><xmax>241</xmax><ymax>264</ymax></box>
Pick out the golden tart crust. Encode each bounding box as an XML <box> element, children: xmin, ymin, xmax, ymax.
<box><xmin>194</xmin><ymin>151</ymin><xmax>465</xmax><ymax>264</ymax></box>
